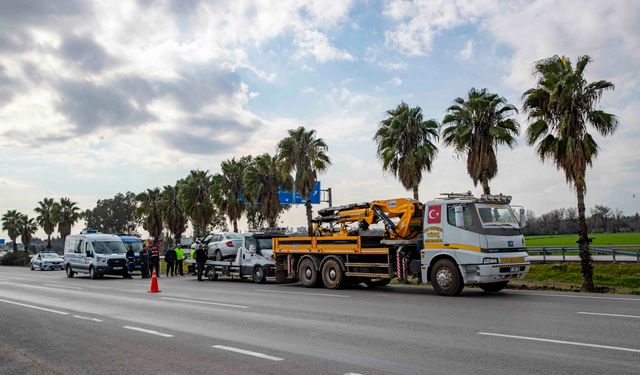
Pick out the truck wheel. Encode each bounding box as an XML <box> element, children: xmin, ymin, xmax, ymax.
<box><xmin>480</xmin><ymin>281</ymin><xmax>508</xmax><ymax>293</ymax></box>
<box><xmin>89</xmin><ymin>266</ymin><xmax>97</xmax><ymax>280</ymax></box>
<box><xmin>206</xmin><ymin>266</ymin><xmax>218</xmax><ymax>280</ymax></box>
<box><xmin>215</xmin><ymin>250</ymin><xmax>223</xmax><ymax>261</ymax></box>
<box><xmin>66</xmin><ymin>265</ymin><xmax>74</xmax><ymax>278</ymax></box>
<box><xmin>298</xmin><ymin>258</ymin><xmax>319</xmax><ymax>288</ymax></box>
<box><xmin>321</xmin><ymin>259</ymin><xmax>344</xmax><ymax>289</ymax></box>
<box><xmin>364</xmin><ymin>278</ymin><xmax>391</xmax><ymax>288</ymax></box>
<box><xmin>253</xmin><ymin>266</ymin><xmax>266</xmax><ymax>284</ymax></box>
<box><xmin>430</xmin><ymin>259</ymin><xmax>463</xmax><ymax>296</ymax></box>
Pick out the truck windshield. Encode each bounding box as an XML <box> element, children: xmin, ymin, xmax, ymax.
<box><xmin>476</xmin><ymin>204</ymin><xmax>518</xmax><ymax>227</ymax></box>
<box><xmin>91</xmin><ymin>241</ymin><xmax>126</xmax><ymax>254</ymax></box>
<box><xmin>256</xmin><ymin>238</ymin><xmax>273</xmax><ymax>250</ymax></box>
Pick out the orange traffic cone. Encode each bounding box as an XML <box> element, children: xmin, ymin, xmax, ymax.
<box><xmin>147</xmin><ymin>269</ymin><xmax>161</xmax><ymax>293</ymax></box>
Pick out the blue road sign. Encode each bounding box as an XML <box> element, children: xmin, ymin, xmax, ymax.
<box><xmin>0</xmin><ymin>239</ymin><xmax>5</xmax><ymax>245</ymax></box>
<box><xmin>278</xmin><ymin>181</ymin><xmax>321</xmax><ymax>204</ymax></box>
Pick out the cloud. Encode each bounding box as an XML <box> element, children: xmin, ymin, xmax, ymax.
<box><xmin>59</xmin><ymin>34</ymin><xmax>118</xmax><ymax>73</ymax></box>
<box><xmin>389</xmin><ymin>77</ymin><xmax>403</xmax><ymax>86</ymax></box>
<box><xmin>293</xmin><ymin>29</ymin><xmax>355</xmax><ymax>62</ymax></box>
<box><xmin>0</xmin><ymin>64</ymin><xmax>21</xmax><ymax>106</ymax></box>
<box><xmin>458</xmin><ymin>39</ymin><xmax>474</xmax><ymax>60</ymax></box>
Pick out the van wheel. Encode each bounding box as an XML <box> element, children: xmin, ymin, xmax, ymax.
<box><xmin>480</xmin><ymin>281</ymin><xmax>508</xmax><ymax>293</ymax></box>
<box><xmin>214</xmin><ymin>250</ymin><xmax>223</xmax><ymax>261</ymax></box>
<box><xmin>89</xmin><ymin>266</ymin><xmax>97</xmax><ymax>280</ymax></box>
<box><xmin>253</xmin><ymin>266</ymin><xmax>266</xmax><ymax>284</ymax></box>
<box><xmin>321</xmin><ymin>259</ymin><xmax>344</xmax><ymax>289</ymax></box>
<box><xmin>66</xmin><ymin>265</ymin><xmax>75</xmax><ymax>278</ymax></box>
<box><xmin>298</xmin><ymin>258</ymin><xmax>319</xmax><ymax>288</ymax></box>
<box><xmin>430</xmin><ymin>259</ymin><xmax>463</xmax><ymax>296</ymax></box>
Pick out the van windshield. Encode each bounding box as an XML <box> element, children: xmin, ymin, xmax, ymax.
<box><xmin>124</xmin><ymin>242</ymin><xmax>143</xmax><ymax>252</ymax></box>
<box><xmin>91</xmin><ymin>241</ymin><xmax>126</xmax><ymax>254</ymax></box>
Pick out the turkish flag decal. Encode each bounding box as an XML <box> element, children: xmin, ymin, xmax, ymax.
<box><xmin>427</xmin><ymin>205</ymin><xmax>441</xmax><ymax>224</ymax></box>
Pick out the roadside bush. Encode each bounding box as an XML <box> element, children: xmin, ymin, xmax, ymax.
<box><xmin>0</xmin><ymin>251</ymin><xmax>31</xmax><ymax>266</ymax></box>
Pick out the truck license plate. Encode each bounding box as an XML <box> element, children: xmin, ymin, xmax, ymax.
<box><xmin>113</xmin><ymin>267</ymin><xmax>122</xmax><ymax>270</ymax></box>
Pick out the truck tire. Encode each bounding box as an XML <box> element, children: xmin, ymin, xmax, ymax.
<box><xmin>89</xmin><ymin>266</ymin><xmax>97</xmax><ymax>280</ymax></box>
<box><xmin>253</xmin><ymin>266</ymin><xmax>266</xmax><ymax>284</ymax></box>
<box><xmin>430</xmin><ymin>259</ymin><xmax>463</xmax><ymax>296</ymax></box>
<box><xmin>206</xmin><ymin>266</ymin><xmax>218</xmax><ymax>280</ymax></box>
<box><xmin>66</xmin><ymin>265</ymin><xmax>75</xmax><ymax>278</ymax></box>
<box><xmin>321</xmin><ymin>259</ymin><xmax>344</xmax><ymax>289</ymax></box>
<box><xmin>298</xmin><ymin>258</ymin><xmax>319</xmax><ymax>288</ymax></box>
<box><xmin>364</xmin><ymin>278</ymin><xmax>391</xmax><ymax>288</ymax></box>
<box><xmin>480</xmin><ymin>281</ymin><xmax>508</xmax><ymax>293</ymax></box>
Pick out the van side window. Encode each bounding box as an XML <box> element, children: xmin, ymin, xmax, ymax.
<box><xmin>75</xmin><ymin>240</ymin><xmax>84</xmax><ymax>254</ymax></box>
<box><xmin>447</xmin><ymin>204</ymin><xmax>473</xmax><ymax>227</ymax></box>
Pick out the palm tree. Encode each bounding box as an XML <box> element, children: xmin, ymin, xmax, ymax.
<box><xmin>35</xmin><ymin>198</ymin><xmax>57</xmax><ymax>250</ymax></box>
<box><xmin>277</xmin><ymin>126</ymin><xmax>331</xmax><ymax>235</ymax></box>
<box><xmin>2</xmin><ymin>210</ymin><xmax>21</xmax><ymax>252</ymax></box>
<box><xmin>136</xmin><ymin>188</ymin><xmax>164</xmax><ymax>241</ymax></box>
<box><xmin>442</xmin><ymin>88</ymin><xmax>520</xmax><ymax>194</ymax></box>
<box><xmin>217</xmin><ymin>157</ymin><xmax>251</xmax><ymax>232</ymax></box>
<box><xmin>374</xmin><ymin>102</ymin><xmax>439</xmax><ymax>201</ymax></box>
<box><xmin>52</xmin><ymin>198</ymin><xmax>81</xmax><ymax>242</ymax></box>
<box><xmin>523</xmin><ymin>55</ymin><xmax>618</xmax><ymax>292</ymax></box>
<box><xmin>180</xmin><ymin>170</ymin><xmax>215</xmax><ymax>238</ymax></box>
<box><xmin>17</xmin><ymin>214</ymin><xmax>38</xmax><ymax>254</ymax></box>
<box><xmin>161</xmin><ymin>183</ymin><xmax>187</xmax><ymax>245</ymax></box>
<box><xmin>244</xmin><ymin>153</ymin><xmax>293</xmax><ymax>228</ymax></box>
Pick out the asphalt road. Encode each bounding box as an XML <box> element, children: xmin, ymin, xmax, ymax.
<box><xmin>0</xmin><ymin>266</ymin><xmax>639</xmax><ymax>375</ymax></box>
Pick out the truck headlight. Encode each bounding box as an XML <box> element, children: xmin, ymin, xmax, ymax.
<box><xmin>483</xmin><ymin>257</ymin><xmax>498</xmax><ymax>264</ymax></box>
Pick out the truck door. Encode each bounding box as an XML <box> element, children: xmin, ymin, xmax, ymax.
<box><xmin>241</xmin><ymin>236</ymin><xmax>257</xmax><ymax>276</ymax></box>
<box><xmin>442</xmin><ymin>203</ymin><xmax>481</xmax><ymax>252</ymax></box>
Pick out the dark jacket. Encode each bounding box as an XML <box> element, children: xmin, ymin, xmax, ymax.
<box><xmin>126</xmin><ymin>249</ymin><xmax>135</xmax><ymax>262</ymax></box>
<box><xmin>195</xmin><ymin>248</ymin><xmax>207</xmax><ymax>263</ymax></box>
<box><xmin>165</xmin><ymin>249</ymin><xmax>177</xmax><ymax>262</ymax></box>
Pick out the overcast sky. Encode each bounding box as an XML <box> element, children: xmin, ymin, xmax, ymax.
<box><xmin>1</xmin><ymin>0</ymin><xmax>638</xmax><ymax>239</ymax></box>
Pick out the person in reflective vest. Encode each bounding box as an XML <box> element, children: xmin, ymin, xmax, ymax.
<box><xmin>175</xmin><ymin>245</ymin><xmax>185</xmax><ymax>276</ymax></box>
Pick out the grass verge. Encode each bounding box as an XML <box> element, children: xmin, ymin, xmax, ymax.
<box><xmin>525</xmin><ymin>232</ymin><xmax>640</xmax><ymax>246</ymax></box>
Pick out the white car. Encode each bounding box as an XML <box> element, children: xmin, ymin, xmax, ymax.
<box><xmin>31</xmin><ymin>252</ymin><xmax>64</xmax><ymax>271</ymax></box>
<box><xmin>206</xmin><ymin>232</ymin><xmax>244</xmax><ymax>260</ymax></box>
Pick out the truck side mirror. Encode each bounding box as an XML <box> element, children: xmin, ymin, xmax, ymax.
<box><xmin>249</xmin><ymin>245</ymin><xmax>256</xmax><ymax>254</ymax></box>
<box><xmin>454</xmin><ymin>206</ymin><xmax>464</xmax><ymax>228</ymax></box>
<box><xmin>519</xmin><ymin>208</ymin><xmax>527</xmax><ymax>228</ymax></box>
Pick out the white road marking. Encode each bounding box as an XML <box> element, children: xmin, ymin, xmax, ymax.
<box><xmin>44</xmin><ymin>283</ymin><xmax>83</xmax><ymax>290</ymax></box>
<box><xmin>162</xmin><ymin>297</ymin><xmax>248</xmax><ymax>309</ymax></box>
<box><xmin>578</xmin><ymin>311</ymin><xmax>640</xmax><ymax>319</ymax></box>
<box><xmin>212</xmin><ymin>345</ymin><xmax>284</xmax><ymax>361</ymax></box>
<box><xmin>517</xmin><ymin>292</ymin><xmax>640</xmax><ymax>302</ymax></box>
<box><xmin>123</xmin><ymin>326</ymin><xmax>174</xmax><ymax>338</ymax></box>
<box><xmin>477</xmin><ymin>332</ymin><xmax>640</xmax><ymax>354</ymax></box>
<box><xmin>345</xmin><ymin>373</ymin><xmax>365</xmax><ymax>375</ymax></box>
<box><xmin>255</xmin><ymin>289</ymin><xmax>350</xmax><ymax>298</ymax></box>
<box><xmin>0</xmin><ymin>298</ymin><xmax>68</xmax><ymax>315</ymax></box>
<box><xmin>73</xmin><ymin>315</ymin><xmax>103</xmax><ymax>322</ymax></box>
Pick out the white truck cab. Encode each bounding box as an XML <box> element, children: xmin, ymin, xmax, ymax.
<box><xmin>421</xmin><ymin>193</ymin><xmax>529</xmax><ymax>295</ymax></box>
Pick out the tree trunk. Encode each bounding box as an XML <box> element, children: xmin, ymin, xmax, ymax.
<box><xmin>47</xmin><ymin>234</ymin><xmax>52</xmax><ymax>250</ymax></box>
<box><xmin>174</xmin><ymin>234</ymin><xmax>182</xmax><ymax>247</ymax></box>
<box><xmin>412</xmin><ymin>186</ymin><xmax>419</xmax><ymax>201</ymax></box>
<box><xmin>482</xmin><ymin>177</ymin><xmax>491</xmax><ymax>195</ymax></box>
<box><xmin>12</xmin><ymin>239</ymin><xmax>17</xmax><ymax>252</ymax></box>
<box><xmin>233</xmin><ymin>219</ymin><xmax>238</xmax><ymax>233</ymax></box>
<box><xmin>306</xmin><ymin>200</ymin><xmax>313</xmax><ymax>236</ymax></box>
<box><xmin>576</xmin><ymin>187</ymin><xmax>594</xmax><ymax>292</ymax></box>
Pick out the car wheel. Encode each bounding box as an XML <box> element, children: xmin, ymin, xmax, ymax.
<box><xmin>215</xmin><ymin>250</ymin><xmax>223</xmax><ymax>261</ymax></box>
<box><xmin>480</xmin><ymin>281</ymin><xmax>508</xmax><ymax>293</ymax></box>
<box><xmin>298</xmin><ymin>258</ymin><xmax>319</xmax><ymax>288</ymax></box>
<box><xmin>321</xmin><ymin>259</ymin><xmax>344</xmax><ymax>289</ymax></box>
<box><xmin>40</xmin><ymin>265</ymin><xmax>45</xmax><ymax>271</ymax></box>
<box><xmin>430</xmin><ymin>259</ymin><xmax>463</xmax><ymax>296</ymax></box>
<box><xmin>253</xmin><ymin>266</ymin><xmax>266</xmax><ymax>284</ymax></box>
<box><xmin>89</xmin><ymin>266</ymin><xmax>97</xmax><ymax>280</ymax></box>
<box><xmin>31</xmin><ymin>264</ymin><xmax>34</xmax><ymax>271</ymax></box>
<box><xmin>66</xmin><ymin>265</ymin><xmax>75</xmax><ymax>278</ymax></box>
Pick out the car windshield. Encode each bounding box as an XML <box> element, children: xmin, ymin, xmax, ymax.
<box><xmin>124</xmin><ymin>242</ymin><xmax>143</xmax><ymax>252</ymax></box>
<box><xmin>476</xmin><ymin>204</ymin><xmax>518</xmax><ymax>226</ymax></box>
<box><xmin>41</xmin><ymin>253</ymin><xmax>59</xmax><ymax>258</ymax></box>
<box><xmin>91</xmin><ymin>241</ymin><xmax>126</xmax><ymax>254</ymax></box>
<box><xmin>227</xmin><ymin>233</ymin><xmax>244</xmax><ymax>240</ymax></box>
<box><xmin>256</xmin><ymin>238</ymin><xmax>273</xmax><ymax>250</ymax></box>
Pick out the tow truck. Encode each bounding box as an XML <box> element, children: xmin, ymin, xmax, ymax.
<box><xmin>200</xmin><ymin>231</ymin><xmax>287</xmax><ymax>283</ymax></box>
<box><xmin>273</xmin><ymin>192</ymin><xmax>530</xmax><ymax>296</ymax></box>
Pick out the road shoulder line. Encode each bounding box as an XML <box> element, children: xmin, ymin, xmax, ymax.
<box><xmin>0</xmin><ymin>298</ymin><xmax>68</xmax><ymax>315</ymax></box>
<box><xmin>212</xmin><ymin>345</ymin><xmax>284</xmax><ymax>361</ymax></box>
<box><xmin>478</xmin><ymin>332</ymin><xmax>640</xmax><ymax>353</ymax></box>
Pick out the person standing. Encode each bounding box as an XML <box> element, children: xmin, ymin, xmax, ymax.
<box><xmin>188</xmin><ymin>247</ymin><xmax>197</xmax><ymax>275</ymax></box>
<box><xmin>195</xmin><ymin>244</ymin><xmax>207</xmax><ymax>281</ymax></box>
<box><xmin>165</xmin><ymin>247</ymin><xmax>177</xmax><ymax>277</ymax></box>
<box><xmin>125</xmin><ymin>246</ymin><xmax>135</xmax><ymax>279</ymax></box>
<box><xmin>149</xmin><ymin>241</ymin><xmax>160</xmax><ymax>277</ymax></box>
<box><xmin>139</xmin><ymin>245</ymin><xmax>149</xmax><ymax>279</ymax></box>
<box><xmin>175</xmin><ymin>245</ymin><xmax>185</xmax><ymax>276</ymax></box>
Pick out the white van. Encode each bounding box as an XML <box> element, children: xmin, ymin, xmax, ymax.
<box><xmin>63</xmin><ymin>233</ymin><xmax>128</xmax><ymax>279</ymax></box>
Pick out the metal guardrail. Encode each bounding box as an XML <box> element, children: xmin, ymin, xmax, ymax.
<box><xmin>526</xmin><ymin>246</ymin><xmax>640</xmax><ymax>263</ymax></box>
